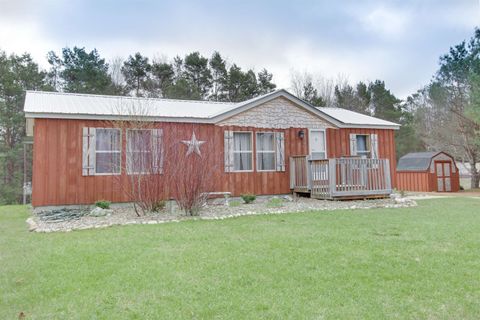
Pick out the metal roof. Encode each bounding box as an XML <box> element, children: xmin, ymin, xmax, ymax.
<box><xmin>397</xmin><ymin>152</ymin><xmax>447</xmax><ymax>171</ymax></box>
<box><xmin>24</xmin><ymin>89</ymin><xmax>400</xmax><ymax>129</ymax></box>
<box><xmin>319</xmin><ymin>108</ymin><xmax>399</xmax><ymax>127</ymax></box>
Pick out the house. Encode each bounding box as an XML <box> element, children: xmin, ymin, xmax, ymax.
<box><xmin>396</xmin><ymin>151</ymin><xmax>460</xmax><ymax>192</ymax></box>
<box><xmin>24</xmin><ymin>89</ymin><xmax>400</xmax><ymax>207</ymax></box>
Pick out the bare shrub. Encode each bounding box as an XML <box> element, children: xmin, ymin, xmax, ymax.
<box><xmin>107</xmin><ymin>100</ymin><xmax>168</xmax><ymax>216</ymax></box>
<box><xmin>166</xmin><ymin>133</ymin><xmax>218</xmax><ymax>216</ymax></box>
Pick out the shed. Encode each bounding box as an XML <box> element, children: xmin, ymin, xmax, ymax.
<box><xmin>396</xmin><ymin>152</ymin><xmax>460</xmax><ymax>192</ymax></box>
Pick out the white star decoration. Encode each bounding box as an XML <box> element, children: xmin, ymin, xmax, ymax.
<box><xmin>181</xmin><ymin>132</ymin><xmax>206</xmax><ymax>156</ymax></box>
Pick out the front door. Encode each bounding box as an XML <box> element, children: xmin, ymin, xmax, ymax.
<box><xmin>309</xmin><ymin>130</ymin><xmax>327</xmax><ymax>181</ymax></box>
<box><xmin>435</xmin><ymin>161</ymin><xmax>452</xmax><ymax>192</ymax></box>
<box><xmin>309</xmin><ymin>130</ymin><xmax>326</xmax><ymax>159</ymax></box>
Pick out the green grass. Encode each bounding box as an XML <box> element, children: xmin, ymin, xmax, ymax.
<box><xmin>1</xmin><ymin>199</ymin><xmax>480</xmax><ymax>319</ymax></box>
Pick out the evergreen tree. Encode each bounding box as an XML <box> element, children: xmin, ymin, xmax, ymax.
<box><xmin>0</xmin><ymin>51</ymin><xmax>50</xmax><ymax>203</ymax></box>
<box><xmin>151</xmin><ymin>61</ymin><xmax>175</xmax><ymax>97</ymax></box>
<box><xmin>122</xmin><ymin>52</ymin><xmax>152</xmax><ymax>97</ymax></box>
<box><xmin>302</xmin><ymin>81</ymin><xmax>325</xmax><ymax>107</ymax></box>
<box><xmin>257</xmin><ymin>68</ymin><xmax>276</xmax><ymax>95</ymax></box>
<box><xmin>56</xmin><ymin>47</ymin><xmax>116</xmax><ymax>94</ymax></box>
<box><xmin>183</xmin><ymin>52</ymin><xmax>212</xmax><ymax>98</ymax></box>
<box><xmin>209</xmin><ymin>51</ymin><xmax>228</xmax><ymax>101</ymax></box>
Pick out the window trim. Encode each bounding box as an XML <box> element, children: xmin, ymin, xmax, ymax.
<box><xmin>94</xmin><ymin>127</ymin><xmax>122</xmax><ymax>176</ymax></box>
<box><xmin>256</xmin><ymin>131</ymin><xmax>276</xmax><ymax>172</ymax></box>
<box><xmin>126</xmin><ymin>128</ymin><xmax>154</xmax><ymax>175</ymax></box>
<box><xmin>308</xmin><ymin>128</ymin><xmax>327</xmax><ymax>159</ymax></box>
<box><xmin>355</xmin><ymin>134</ymin><xmax>371</xmax><ymax>158</ymax></box>
<box><xmin>232</xmin><ymin>131</ymin><xmax>254</xmax><ymax>172</ymax></box>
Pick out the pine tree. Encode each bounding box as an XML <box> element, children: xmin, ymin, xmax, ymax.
<box><xmin>122</xmin><ymin>53</ymin><xmax>152</xmax><ymax>97</ymax></box>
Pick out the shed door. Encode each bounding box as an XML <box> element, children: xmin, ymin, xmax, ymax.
<box><xmin>435</xmin><ymin>161</ymin><xmax>452</xmax><ymax>192</ymax></box>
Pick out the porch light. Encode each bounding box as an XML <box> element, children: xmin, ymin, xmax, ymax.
<box><xmin>298</xmin><ymin>130</ymin><xmax>305</xmax><ymax>139</ymax></box>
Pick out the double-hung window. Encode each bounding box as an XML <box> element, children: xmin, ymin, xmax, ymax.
<box><xmin>127</xmin><ymin>129</ymin><xmax>152</xmax><ymax>174</ymax></box>
<box><xmin>233</xmin><ymin>132</ymin><xmax>253</xmax><ymax>171</ymax></box>
<box><xmin>95</xmin><ymin>128</ymin><xmax>121</xmax><ymax>174</ymax></box>
<box><xmin>355</xmin><ymin>134</ymin><xmax>371</xmax><ymax>158</ymax></box>
<box><xmin>256</xmin><ymin>132</ymin><xmax>275</xmax><ymax>171</ymax></box>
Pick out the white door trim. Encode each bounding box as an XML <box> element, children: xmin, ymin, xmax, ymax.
<box><xmin>308</xmin><ymin>128</ymin><xmax>327</xmax><ymax>159</ymax></box>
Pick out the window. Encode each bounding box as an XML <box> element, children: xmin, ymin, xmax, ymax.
<box><xmin>127</xmin><ymin>129</ymin><xmax>152</xmax><ymax>174</ymax></box>
<box><xmin>95</xmin><ymin>128</ymin><xmax>121</xmax><ymax>174</ymax></box>
<box><xmin>233</xmin><ymin>132</ymin><xmax>253</xmax><ymax>171</ymax></box>
<box><xmin>355</xmin><ymin>134</ymin><xmax>371</xmax><ymax>158</ymax></box>
<box><xmin>256</xmin><ymin>132</ymin><xmax>275</xmax><ymax>171</ymax></box>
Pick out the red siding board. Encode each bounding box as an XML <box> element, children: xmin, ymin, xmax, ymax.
<box><xmin>32</xmin><ymin>119</ymin><xmax>398</xmax><ymax>206</ymax></box>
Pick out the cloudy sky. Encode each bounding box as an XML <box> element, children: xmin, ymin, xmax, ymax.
<box><xmin>1</xmin><ymin>0</ymin><xmax>479</xmax><ymax>98</ymax></box>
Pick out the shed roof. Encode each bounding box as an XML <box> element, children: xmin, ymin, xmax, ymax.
<box><xmin>24</xmin><ymin>89</ymin><xmax>400</xmax><ymax>129</ymax></box>
<box><xmin>397</xmin><ymin>152</ymin><xmax>452</xmax><ymax>171</ymax></box>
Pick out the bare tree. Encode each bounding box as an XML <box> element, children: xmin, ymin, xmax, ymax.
<box><xmin>109</xmin><ymin>56</ymin><xmax>125</xmax><ymax>87</ymax></box>
<box><xmin>106</xmin><ymin>99</ymin><xmax>218</xmax><ymax>215</ymax></box>
<box><xmin>167</xmin><ymin>136</ymin><xmax>218</xmax><ymax>215</ymax></box>
<box><xmin>289</xmin><ymin>70</ymin><xmax>339</xmax><ymax>107</ymax></box>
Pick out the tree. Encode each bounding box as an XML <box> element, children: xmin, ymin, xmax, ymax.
<box><xmin>290</xmin><ymin>71</ymin><xmax>336</xmax><ymax>107</ymax></box>
<box><xmin>429</xmin><ymin>29</ymin><xmax>480</xmax><ymax>188</ymax></box>
<box><xmin>46</xmin><ymin>51</ymin><xmax>62</xmax><ymax>91</ymax></box>
<box><xmin>209</xmin><ymin>51</ymin><xmax>228</xmax><ymax>101</ymax></box>
<box><xmin>164</xmin><ymin>78</ymin><xmax>201</xmax><ymax>100</ymax></box>
<box><xmin>0</xmin><ymin>51</ymin><xmax>50</xmax><ymax>203</ymax></box>
<box><xmin>257</xmin><ymin>68</ymin><xmax>276</xmax><ymax>95</ymax></box>
<box><xmin>151</xmin><ymin>61</ymin><xmax>175</xmax><ymax>97</ymax></box>
<box><xmin>55</xmin><ymin>47</ymin><xmax>117</xmax><ymax>94</ymax></box>
<box><xmin>334</xmin><ymin>81</ymin><xmax>371</xmax><ymax>114</ymax></box>
<box><xmin>369</xmin><ymin>80</ymin><xmax>401</xmax><ymax>122</ymax></box>
<box><xmin>122</xmin><ymin>53</ymin><xmax>152</xmax><ymax>97</ymax></box>
<box><xmin>183</xmin><ymin>52</ymin><xmax>212</xmax><ymax>99</ymax></box>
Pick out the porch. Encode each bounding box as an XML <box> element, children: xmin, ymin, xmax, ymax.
<box><xmin>290</xmin><ymin>156</ymin><xmax>392</xmax><ymax>200</ymax></box>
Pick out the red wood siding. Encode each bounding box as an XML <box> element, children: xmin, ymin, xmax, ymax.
<box><xmin>396</xmin><ymin>168</ymin><xmax>460</xmax><ymax>192</ymax></box>
<box><xmin>32</xmin><ymin>119</ymin><xmax>310</xmax><ymax>206</ymax></box>
<box><xmin>326</xmin><ymin>128</ymin><xmax>397</xmax><ymax>188</ymax></box>
<box><xmin>32</xmin><ymin>119</ymin><xmax>398</xmax><ymax>206</ymax></box>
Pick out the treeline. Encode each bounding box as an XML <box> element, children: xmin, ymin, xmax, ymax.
<box><xmin>290</xmin><ymin>29</ymin><xmax>480</xmax><ymax>188</ymax></box>
<box><xmin>0</xmin><ymin>48</ymin><xmax>277</xmax><ymax>204</ymax></box>
<box><xmin>46</xmin><ymin>48</ymin><xmax>276</xmax><ymax>101</ymax></box>
<box><xmin>2</xmin><ymin>28</ymin><xmax>480</xmax><ymax>204</ymax></box>
<box><xmin>291</xmin><ymin>72</ymin><xmax>422</xmax><ymax>160</ymax></box>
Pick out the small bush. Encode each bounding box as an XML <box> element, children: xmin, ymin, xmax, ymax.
<box><xmin>460</xmin><ymin>185</ymin><xmax>465</xmax><ymax>191</ymax></box>
<box><xmin>151</xmin><ymin>200</ymin><xmax>166</xmax><ymax>212</ymax></box>
<box><xmin>267</xmin><ymin>197</ymin><xmax>284</xmax><ymax>208</ymax></box>
<box><xmin>229</xmin><ymin>200</ymin><xmax>242</xmax><ymax>207</ymax></box>
<box><xmin>95</xmin><ymin>200</ymin><xmax>111</xmax><ymax>209</ymax></box>
<box><xmin>399</xmin><ymin>190</ymin><xmax>406</xmax><ymax>198</ymax></box>
<box><xmin>241</xmin><ymin>194</ymin><xmax>256</xmax><ymax>204</ymax></box>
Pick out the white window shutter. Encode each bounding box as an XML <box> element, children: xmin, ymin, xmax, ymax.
<box><xmin>152</xmin><ymin>128</ymin><xmax>164</xmax><ymax>174</ymax></box>
<box><xmin>82</xmin><ymin>127</ymin><xmax>96</xmax><ymax>176</ymax></box>
<box><xmin>370</xmin><ymin>134</ymin><xmax>379</xmax><ymax>159</ymax></box>
<box><xmin>349</xmin><ymin>133</ymin><xmax>357</xmax><ymax>156</ymax></box>
<box><xmin>275</xmin><ymin>132</ymin><xmax>285</xmax><ymax>171</ymax></box>
<box><xmin>224</xmin><ymin>130</ymin><xmax>234</xmax><ymax>172</ymax></box>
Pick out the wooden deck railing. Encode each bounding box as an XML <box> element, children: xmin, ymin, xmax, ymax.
<box><xmin>290</xmin><ymin>156</ymin><xmax>392</xmax><ymax>199</ymax></box>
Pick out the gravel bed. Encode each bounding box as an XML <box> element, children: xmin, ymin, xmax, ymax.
<box><xmin>27</xmin><ymin>196</ymin><xmax>416</xmax><ymax>233</ymax></box>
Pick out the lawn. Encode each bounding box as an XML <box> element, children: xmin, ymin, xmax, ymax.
<box><xmin>1</xmin><ymin>199</ymin><xmax>479</xmax><ymax>319</ymax></box>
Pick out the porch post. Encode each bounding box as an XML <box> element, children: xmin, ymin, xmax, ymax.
<box><xmin>328</xmin><ymin>159</ymin><xmax>336</xmax><ymax>197</ymax></box>
<box><xmin>384</xmin><ymin>159</ymin><xmax>392</xmax><ymax>191</ymax></box>
<box><xmin>306</xmin><ymin>157</ymin><xmax>312</xmax><ymax>190</ymax></box>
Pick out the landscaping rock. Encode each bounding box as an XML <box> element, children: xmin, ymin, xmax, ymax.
<box><xmin>28</xmin><ymin>196</ymin><xmax>417</xmax><ymax>233</ymax></box>
<box><xmin>89</xmin><ymin>207</ymin><xmax>113</xmax><ymax>217</ymax></box>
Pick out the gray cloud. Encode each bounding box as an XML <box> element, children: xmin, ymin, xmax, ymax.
<box><xmin>0</xmin><ymin>0</ymin><xmax>478</xmax><ymax>98</ymax></box>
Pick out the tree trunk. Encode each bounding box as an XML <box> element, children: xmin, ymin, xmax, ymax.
<box><xmin>470</xmin><ymin>161</ymin><xmax>480</xmax><ymax>189</ymax></box>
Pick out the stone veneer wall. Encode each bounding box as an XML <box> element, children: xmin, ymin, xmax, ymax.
<box><xmin>217</xmin><ymin>97</ymin><xmax>333</xmax><ymax>129</ymax></box>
